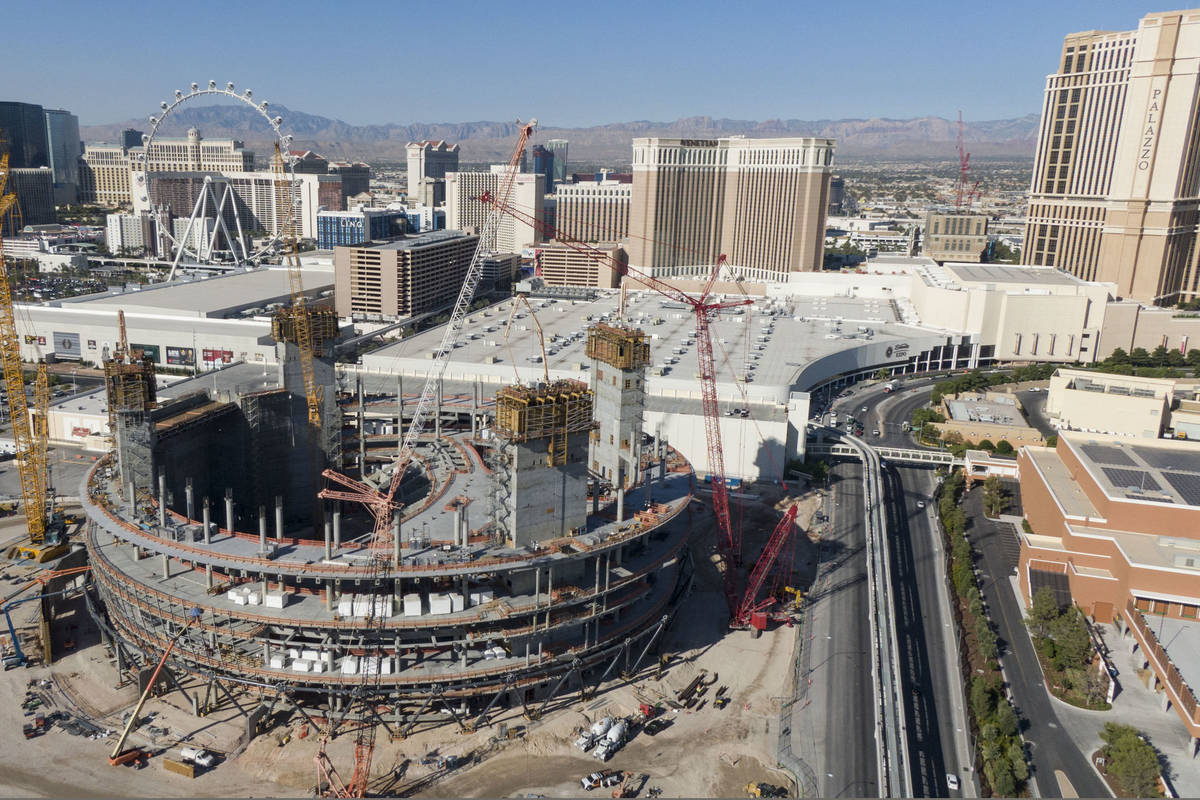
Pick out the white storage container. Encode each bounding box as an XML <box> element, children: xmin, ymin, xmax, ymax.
<box><xmin>301</xmin><ymin>649</ymin><xmax>321</xmax><ymax>662</ymax></box>
<box><xmin>429</xmin><ymin>593</ymin><xmax>452</xmax><ymax>615</ymax></box>
<box><xmin>403</xmin><ymin>593</ymin><xmax>423</xmax><ymax>617</ymax></box>
<box><xmin>337</xmin><ymin>596</ymin><xmax>354</xmax><ymax>616</ymax></box>
<box><xmin>264</xmin><ymin>591</ymin><xmax>288</xmax><ymax>609</ymax></box>
<box><xmin>449</xmin><ymin>593</ymin><xmax>465</xmax><ymax>613</ymax></box>
<box><xmin>246</xmin><ymin>592</ymin><xmax>261</xmax><ymax>605</ymax></box>
<box><xmin>291</xmin><ymin>658</ymin><xmax>311</xmax><ymax>673</ymax></box>
<box><xmin>341</xmin><ymin>656</ymin><xmax>359</xmax><ymax>675</ymax></box>
<box><xmin>268</xmin><ymin>654</ymin><xmax>286</xmax><ymax>669</ymax></box>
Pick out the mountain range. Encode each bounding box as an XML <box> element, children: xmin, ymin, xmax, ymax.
<box><xmin>80</xmin><ymin>105</ymin><xmax>1041</xmax><ymax>164</ymax></box>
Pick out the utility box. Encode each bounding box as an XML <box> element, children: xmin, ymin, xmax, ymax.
<box><xmin>163</xmin><ymin>758</ymin><xmax>195</xmax><ymax>779</ymax></box>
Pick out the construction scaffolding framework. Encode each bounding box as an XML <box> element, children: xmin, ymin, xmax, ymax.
<box><xmin>494</xmin><ymin>380</ymin><xmax>594</xmax><ymax>463</ymax></box>
<box><xmin>585</xmin><ymin>324</ymin><xmax>651</xmax><ymax>370</ymax></box>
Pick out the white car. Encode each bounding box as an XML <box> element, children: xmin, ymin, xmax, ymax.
<box><xmin>946</xmin><ymin>773</ymin><xmax>960</xmax><ymax>791</ymax></box>
<box><xmin>917</xmin><ymin>501</ymin><xmax>926</xmax><ymax>509</ymax></box>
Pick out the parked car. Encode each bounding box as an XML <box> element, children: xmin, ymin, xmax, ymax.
<box><xmin>946</xmin><ymin>773</ymin><xmax>960</xmax><ymax>791</ymax></box>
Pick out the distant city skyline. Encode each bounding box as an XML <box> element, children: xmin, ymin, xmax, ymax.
<box><xmin>8</xmin><ymin>0</ymin><xmax>1160</xmax><ymax>129</ymax></box>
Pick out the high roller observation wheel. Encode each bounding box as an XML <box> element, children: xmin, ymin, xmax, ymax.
<box><xmin>133</xmin><ymin>80</ymin><xmax>300</xmax><ymax>266</ymax></box>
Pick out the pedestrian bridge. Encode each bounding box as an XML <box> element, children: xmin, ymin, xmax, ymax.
<box><xmin>807</xmin><ymin>443</ymin><xmax>959</xmax><ymax>467</ymax></box>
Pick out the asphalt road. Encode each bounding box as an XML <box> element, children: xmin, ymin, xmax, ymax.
<box><xmin>788</xmin><ymin>461</ymin><xmax>877</xmax><ymax>798</ymax></box>
<box><xmin>962</xmin><ymin>487</ymin><xmax>1111</xmax><ymax>798</ymax></box>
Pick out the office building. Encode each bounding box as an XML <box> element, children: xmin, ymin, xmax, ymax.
<box><xmin>316</xmin><ymin>208</ymin><xmax>405</xmax><ymax>250</ymax></box>
<box><xmin>79</xmin><ymin>144</ymin><xmax>133</xmax><ymax>207</ymax></box>
<box><xmin>1025</xmin><ymin>10</ymin><xmax>1200</xmax><ymax>304</ymax></box>
<box><xmin>43</xmin><ymin>109</ymin><xmax>80</xmax><ymax>204</ymax></box>
<box><xmin>1018</xmin><ymin>432</ymin><xmax>1200</xmax><ymax>740</ymax></box>
<box><xmin>546</xmin><ymin>139</ymin><xmax>568</xmax><ymax>186</ymax></box>
<box><xmin>480</xmin><ymin>252</ymin><xmax>520</xmax><ymax>291</ymax></box>
<box><xmin>121</xmin><ymin>129</ymin><xmax>144</xmax><ymax>150</ymax></box>
<box><xmin>828</xmin><ymin>175</ymin><xmax>845</xmax><ymax>216</ymax></box>
<box><xmin>329</xmin><ymin>162</ymin><xmax>370</xmax><ymax>202</ymax></box>
<box><xmin>924</xmin><ymin>212</ymin><xmax>988</xmax><ymax>263</ymax></box>
<box><xmin>0</xmin><ymin>101</ymin><xmax>47</xmax><ymax>169</ymax></box>
<box><xmin>1044</xmin><ymin>368</ymin><xmax>1198</xmax><ymax>439</ymax></box>
<box><xmin>531</xmin><ymin>145</ymin><xmax>554</xmax><ymax>190</ymax></box>
<box><xmin>536</xmin><ymin>241</ymin><xmax>623</xmax><ymax>288</ymax></box>
<box><xmin>333</xmin><ymin>230</ymin><xmax>480</xmax><ymax>318</ymax></box>
<box><xmin>554</xmin><ymin>180</ymin><xmax>631</xmax><ymax>242</ymax></box>
<box><xmin>290</xmin><ymin>150</ymin><xmax>330</xmax><ymax>174</ymax></box>
<box><xmin>445</xmin><ymin>167</ymin><xmax>545</xmax><ymax>254</ymax></box>
<box><xmin>628</xmin><ymin>136</ymin><xmax>835</xmax><ymax>278</ymax></box>
<box><xmin>8</xmin><ymin>167</ymin><xmax>55</xmax><ymax>225</ymax></box>
<box><xmin>105</xmin><ymin>212</ymin><xmax>158</xmax><ymax>257</ymax></box>
<box><xmin>406</xmin><ymin>140</ymin><xmax>459</xmax><ymax>207</ymax></box>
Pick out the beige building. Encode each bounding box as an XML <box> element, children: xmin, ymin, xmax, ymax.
<box><xmin>445</xmin><ymin>167</ymin><xmax>544</xmax><ymax>254</ymax></box>
<box><xmin>627</xmin><ymin>136</ymin><xmax>834</xmax><ymax>278</ymax></box>
<box><xmin>1046</xmin><ymin>368</ymin><xmax>1183</xmax><ymax>438</ymax></box>
<box><xmin>333</xmin><ymin>230</ymin><xmax>479</xmax><ymax>318</ymax></box>
<box><xmin>535</xmin><ymin>241</ymin><xmax>623</xmax><ymax>288</ymax></box>
<box><xmin>923</xmin><ymin>212</ymin><xmax>988</xmax><ymax>263</ymax></box>
<box><xmin>79</xmin><ymin>144</ymin><xmax>133</xmax><ymax>206</ymax></box>
<box><xmin>406</xmin><ymin>140</ymin><xmax>459</xmax><ymax>207</ymax></box>
<box><xmin>554</xmin><ymin>180</ymin><xmax>630</xmax><ymax>242</ymax></box>
<box><xmin>932</xmin><ymin>390</ymin><xmax>1045</xmax><ymax>447</ymax></box>
<box><xmin>1097</xmin><ymin>299</ymin><xmax>1200</xmax><ymax>358</ymax></box>
<box><xmin>1025</xmin><ymin>10</ymin><xmax>1200</xmax><ymax>304</ymax></box>
<box><xmin>138</xmin><ymin>128</ymin><xmax>255</xmax><ymax>173</ymax></box>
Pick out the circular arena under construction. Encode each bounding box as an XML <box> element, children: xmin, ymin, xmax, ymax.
<box><xmin>82</xmin><ymin>321</ymin><xmax>695</xmax><ymax>733</ymax></box>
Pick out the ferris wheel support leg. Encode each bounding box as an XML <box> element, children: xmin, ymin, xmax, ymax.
<box><xmin>169</xmin><ymin>189</ymin><xmax>207</xmax><ymax>282</ymax></box>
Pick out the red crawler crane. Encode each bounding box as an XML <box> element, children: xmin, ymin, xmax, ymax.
<box><xmin>478</xmin><ymin>192</ymin><xmax>801</xmax><ymax>620</ymax></box>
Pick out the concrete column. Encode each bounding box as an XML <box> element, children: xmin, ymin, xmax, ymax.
<box><xmin>161</xmin><ymin>553</ymin><xmax>169</xmax><ymax>579</ymax></box>
<box><xmin>546</xmin><ymin>567</ymin><xmax>554</xmax><ymax>629</ymax></box>
<box><xmin>185</xmin><ymin>479</ymin><xmax>194</xmax><ymax>522</ymax></box>
<box><xmin>202</xmin><ymin>498</ymin><xmax>212</xmax><ymax>544</ymax></box>
<box><xmin>324</xmin><ymin>520</ymin><xmax>333</xmax><ymax>560</ymax></box>
<box><xmin>461</xmin><ymin>576</ymin><xmax>470</xmax><ymax>609</ymax></box>
<box><xmin>534</xmin><ymin>568</ymin><xmax>541</xmax><ymax>607</ymax></box>
<box><xmin>603</xmin><ymin>553</ymin><xmax>611</xmax><ymax>611</ymax></box>
<box><xmin>435</xmin><ymin>388</ymin><xmax>442</xmax><ymax>437</ymax></box>
<box><xmin>158</xmin><ymin>472</ymin><xmax>167</xmax><ymax>528</ymax></box>
<box><xmin>325</xmin><ymin>582</ymin><xmax>333</xmax><ymax>612</ymax></box>
<box><xmin>127</xmin><ymin>481</ymin><xmax>135</xmax><ymax>508</ymax></box>
<box><xmin>333</xmin><ymin>507</ymin><xmax>342</xmax><ymax>550</ymax></box>
<box><xmin>393</xmin><ymin>513</ymin><xmax>401</xmax><ymax>567</ymax></box>
<box><xmin>592</xmin><ymin>486</ymin><xmax>599</xmax><ymax>515</ymax></box>
<box><xmin>616</xmin><ymin>487</ymin><xmax>625</xmax><ymax>523</ymax></box>
<box><xmin>453</xmin><ymin>506</ymin><xmax>463</xmax><ymax>548</ymax></box>
<box><xmin>275</xmin><ymin>496</ymin><xmax>284</xmax><ymax>542</ymax></box>
<box><xmin>258</xmin><ymin>506</ymin><xmax>268</xmax><ymax>556</ymax></box>
<box><xmin>263</xmin><ymin>642</ymin><xmax>270</xmax><ymax>665</ymax></box>
<box><xmin>460</xmin><ymin>647</ymin><xmax>467</xmax><ymax>668</ymax></box>
<box><xmin>471</xmin><ymin>382</ymin><xmax>479</xmax><ymax>439</ymax></box>
<box><xmin>593</xmin><ymin>554</ymin><xmax>601</xmax><ymax>607</ymax></box>
<box><xmin>397</xmin><ymin>374</ymin><xmax>404</xmax><ymax>424</ymax></box>
<box><xmin>261</xmin><ymin>580</ymin><xmax>268</xmax><ymax>604</ymax></box>
<box><xmin>191</xmin><ymin>695</ymin><xmax>200</xmax><ymax>716</ymax></box>
<box><xmin>225</xmin><ymin>489</ymin><xmax>234</xmax><ymax>534</ymax></box>
<box><xmin>525</xmin><ymin>640</ymin><xmax>530</xmax><ymax>666</ymax></box>
<box><xmin>1162</xmin><ymin>689</ymin><xmax>1173</xmax><ymax>712</ymax></box>
<box><xmin>205</xmin><ymin>564</ymin><xmax>213</xmax><ymax>589</ymax></box>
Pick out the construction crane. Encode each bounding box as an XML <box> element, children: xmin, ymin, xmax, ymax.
<box><xmin>731</xmin><ymin>504</ymin><xmax>799</xmax><ymax>628</ymax></box>
<box><xmin>108</xmin><ymin>608</ymin><xmax>200</xmax><ymax>766</ymax></box>
<box><xmin>954</xmin><ymin>111</ymin><xmax>981</xmax><ymax>212</ymax></box>
<box><xmin>318</xmin><ymin>119</ymin><xmax>537</xmax><ymax>550</ymax></box>
<box><xmin>0</xmin><ymin>142</ymin><xmax>51</xmax><ymax>550</ymax></box>
<box><xmin>314</xmin><ymin>119</ymin><xmax>537</xmax><ymax>797</ymax></box>
<box><xmin>503</xmin><ymin>294</ymin><xmax>549</xmax><ymax>383</ymax></box>
<box><xmin>478</xmin><ymin>193</ymin><xmax>753</xmax><ymax>616</ymax></box>
<box><xmin>272</xmin><ymin>144</ymin><xmax>322</xmax><ymax>427</ymax></box>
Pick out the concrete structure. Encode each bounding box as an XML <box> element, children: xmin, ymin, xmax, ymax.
<box><xmin>934</xmin><ymin>390</ymin><xmax>1045</xmax><ymax>447</ymax></box>
<box><xmin>628</xmin><ymin>136</ymin><xmax>834</xmax><ymax>278</ymax></box>
<box><xmin>43</xmin><ymin>108</ymin><xmax>80</xmax><ymax>204</ymax></box>
<box><xmin>535</xmin><ymin>241</ymin><xmax>623</xmax><ymax>288</ymax></box>
<box><xmin>13</xmin><ymin>265</ymin><xmax>336</xmax><ymax>368</ymax></box>
<box><xmin>79</xmin><ymin>144</ymin><xmax>134</xmax><ymax>206</ymax></box>
<box><xmin>587</xmin><ymin>324</ymin><xmax>650</xmax><ymax>490</ymax></box>
<box><xmin>1018</xmin><ymin>432</ymin><xmax>1200</xmax><ymax>740</ymax></box>
<box><xmin>554</xmin><ymin>180</ymin><xmax>630</xmax><ymax>242</ymax></box>
<box><xmin>406</xmin><ymin>140</ymin><xmax>459</xmax><ymax>207</ymax></box>
<box><xmin>316</xmin><ymin>208</ymin><xmax>405</xmax><ymax>250</ymax></box>
<box><xmin>1025</xmin><ymin>9</ymin><xmax>1200</xmax><ymax>304</ymax></box>
<box><xmin>923</xmin><ymin>212</ymin><xmax>987</xmax><ymax>263</ymax></box>
<box><xmin>1094</xmin><ymin>300</ymin><xmax>1200</xmax><ymax>359</ymax></box>
<box><xmin>105</xmin><ymin>212</ymin><xmax>158</xmax><ymax>257</ymax></box>
<box><xmin>139</xmin><ymin>128</ymin><xmax>255</xmax><ymax>173</ymax></box>
<box><xmin>329</xmin><ymin>162</ymin><xmax>370</xmax><ymax>202</ymax></box>
<box><xmin>333</xmin><ymin>231</ymin><xmax>479</xmax><ymax>318</ymax></box>
<box><xmin>84</xmin><ymin>349</ymin><xmax>691</xmax><ymax>728</ymax></box>
<box><xmin>8</xmin><ymin>167</ymin><xmax>55</xmax><ymax>225</ymax></box>
<box><xmin>446</xmin><ymin>167</ymin><xmax>544</xmax><ymax>254</ymax></box>
<box><xmin>479</xmin><ymin>252</ymin><xmax>520</xmax><ymax>292</ymax></box>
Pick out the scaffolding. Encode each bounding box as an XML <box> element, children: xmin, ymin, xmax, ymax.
<box><xmin>271</xmin><ymin>307</ymin><xmax>339</xmax><ymax>354</ymax></box>
<box><xmin>494</xmin><ymin>380</ymin><xmax>594</xmax><ymax>466</ymax></box>
<box><xmin>585</xmin><ymin>324</ymin><xmax>650</xmax><ymax>370</ymax></box>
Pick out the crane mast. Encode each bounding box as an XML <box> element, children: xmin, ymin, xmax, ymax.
<box><xmin>0</xmin><ymin>151</ymin><xmax>48</xmax><ymax>544</ymax></box>
<box><xmin>272</xmin><ymin>143</ymin><xmax>322</xmax><ymax>427</ymax></box>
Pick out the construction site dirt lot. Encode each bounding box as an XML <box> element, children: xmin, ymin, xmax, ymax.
<box><xmin>0</xmin><ymin>488</ymin><xmax>820</xmax><ymax>798</ymax></box>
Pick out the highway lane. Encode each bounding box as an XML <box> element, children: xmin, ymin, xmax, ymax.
<box><xmin>788</xmin><ymin>461</ymin><xmax>877</xmax><ymax>798</ymax></box>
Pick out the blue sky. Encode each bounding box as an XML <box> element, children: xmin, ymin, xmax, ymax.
<box><xmin>11</xmin><ymin>0</ymin><xmax>1161</xmax><ymax>127</ymax></box>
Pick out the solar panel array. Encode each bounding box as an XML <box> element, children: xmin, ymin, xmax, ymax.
<box><xmin>1101</xmin><ymin>467</ymin><xmax>1162</xmax><ymax>492</ymax></box>
<box><xmin>1164</xmin><ymin>472</ymin><xmax>1200</xmax><ymax>507</ymax></box>
<box><xmin>1081</xmin><ymin>444</ymin><xmax>1136</xmax><ymax>466</ymax></box>
<box><xmin>1133</xmin><ymin>446</ymin><xmax>1200</xmax><ymax>474</ymax></box>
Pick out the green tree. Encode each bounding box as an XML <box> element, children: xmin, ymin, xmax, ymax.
<box><xmin>1008</xmin><ymin>740</ymin><xmax>1029</xmax><ymax>781</ymax></box>
<box><xmin>1027</xmin><ymin>586</ymin><xmax>1061</xmax><ymax>638</ymax></box>
<box><xmin>1130</xmin><ymin>347</ymin><xmax>1152</xmax><ymax>366</ymax></box>
<box><xmin>1100</xmin><ymin>723</ymin><xmax>1163</xmax><ymax>797</ymax></box>
<box><xmin>970</xmin><ymin>676</ymin><xmax>995</xmax><ymax>721</ymax></box>
<box><xmin>994</xmin><ymin>699</ymin><xmax>1019</xmax><ymax>738</ymax></box>
<box><xmin>983</xmin><ymin>475</ymin><xmax>1007</xmax><ymax>516</ymax></box>
<box><xmin>1150</xmin><ymin>345</ymin><xmax>1170</xmax><ymax>366</ymax></box>
<box><xmin>977</xmin><ymin>620</ymin><xmax>998</xmax><ymax>661</ymax></box>
<box><xmin>978</xmin><ymin>438</ymin><xmax>996</xmax><ymax>451</ymax></box>
<box><xmin>1045</xmin><ymin>434</ymin><xmax>1058</xmax><ymax>447</ymax></box>
<box><xmin>994</xmin><ymin>440</ymin><xmax>1015</xmax><ymax>456</ymax></box>
<box><xmin>1050</xmin><ymin>606</ymin><xmax>1093</xmax><ymax>669</ymax></box>
<box><xmin>1107</xmin><ymin>347</ymin><xmax>1130</xmax><ymax>365</ymax></box>
<box><xmin>985</xmin><ymin>758</ymin><xmax>1017</xmax><ymax>798</ymax></box>
<box><xmin>1186</xmin><ymin>348</ymin><xmax>1200</xmax><ymax>367</ymax></box>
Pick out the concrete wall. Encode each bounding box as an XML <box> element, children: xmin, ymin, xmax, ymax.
<box><xmin>507</xmin><ymin>437</ymin><xmax>589</xmax><ymax>548</ymax></box>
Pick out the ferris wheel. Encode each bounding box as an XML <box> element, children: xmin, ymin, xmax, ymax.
<box><xmin>133</xmin><ymin>80</ymin><xmax>300</xmax><ymax>278</ymax></box>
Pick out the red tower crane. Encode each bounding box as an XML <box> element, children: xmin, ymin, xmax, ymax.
<box><xmin>478</xmin><ymin>193</ymin><xmax>773</xmax><ymax>617</ymax></box>
<box><xmin>954</xmin><ymin>111</ymin><xmax>980</xmax><ymax>212</ymax></box>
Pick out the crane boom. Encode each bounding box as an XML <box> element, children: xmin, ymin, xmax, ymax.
<box><xmin>733</xmin><ymin>503</ymin><xmax>799</xmax><ymax>626</ymax></box>
<box><xmin>0</xmin><ymin>152</ymin><xmax>48</xmax><ymax>544</ymax></box>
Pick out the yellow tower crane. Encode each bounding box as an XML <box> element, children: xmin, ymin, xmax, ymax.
<box><xmin>271</xmin><ymin>144</ymin><xmax>322</xmax><ymax>427</ymax></box>
<box><xmin>0</xmin><ymin>146</ymin><xmax>55</xmax><ymax>555</ymax></box>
